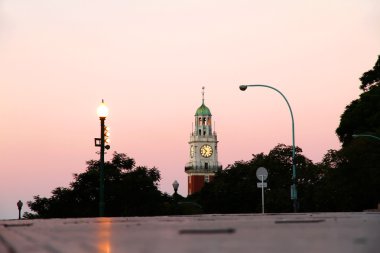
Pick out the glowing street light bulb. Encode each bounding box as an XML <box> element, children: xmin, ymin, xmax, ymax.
<box><xmin>97</xmin><ymin>99</ymin><xmax>109</xmax><ymax>118</ymax></box>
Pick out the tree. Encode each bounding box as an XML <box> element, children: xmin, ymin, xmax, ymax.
<box><xmin>315</xmin><ymin>142</ymin><xmax>380</xmax><ymax>211</ymax></box>
<box><xmin>312</xmin><ymin>149</ymin><xmax>348</xmax><ymax>211</ymax></box>
<box><xmin>336</xmin><ymin>85</ymin><xmax>380</xmax><ymax>146</ymax></box>
<box><xmin>337</xmin><ymin>139</ymin><xmax>380</xmax><ymax>210</ymax></box>
<box><xmin>194</xmin><ymin>159</ymin><xmax>261</xmax><ymax>214</ymax></box>
<box><xmin>193</xmin><ymin>144</ymin><xmax>320</xmax><ymax>213</ymax></box>
<box><xmin>25</xmin><ymin>152</ymin><xmax>170</xmax><ymax>218</ymax></box>
<box><xmin>359</xmin><ymin>55</ymin><xmax>380</xmax><ymax>91</ymax></box>
<box><xmin>336</xmin><ymin>55</ymin><xmax>380</xmax><ymax>146</ymax></box>
<box><xmin>328</xmin><ymin>55</ymin><xmax>380</xmax><ymax>211</ymax></box>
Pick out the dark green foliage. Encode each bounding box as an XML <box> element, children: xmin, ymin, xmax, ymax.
<box><xmin>193</xmin><ymin>141</ymin><xmax>379</xmax><ymax>213</ymax></box>
<box><xmin>26</xmin><ymin>152</ymin><xmax>172</xmax><ymax>218</ymax></box>
<box><xmin>336</xmin><ymin>85</ymin><xmax>380</xmax><ymax>146</ymax></box>
<box><xmin>195</xmin><ymin>160</ymin><xmax>261</xmax><ymax>213</ymax></box>
<box><xmin>359</xmin><ymin>55</ymin><xmax>380</xmax><ymax>91</ymax></box>
<box><xmin>313</xmin><ymin>140</ymin><xmax>380</xmax><ymax>212</ymax></box>
<box><xmin>330</xmin><ymin>56</ymin><xmax>380</xmax><ymax>211</ymax></box>
<box><xmin>194</xmin><ymin>144</ymin><xmax>320</xmax><ymax>213</ymax></box>
<box><xmin>337</xmin><ymin>56</ymin><xmax>380</xmax><ymax>146</ymax></box>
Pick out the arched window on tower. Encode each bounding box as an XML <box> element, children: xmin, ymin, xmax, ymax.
<box><xmin>198</xmin><ymin>129</ymin><xmax>202</xmax><ymax>135</ymax></box>
<box><xmin>198</xmin><ymin>117</ymin><xmax>202</xmax><ymax>125</ymax></box>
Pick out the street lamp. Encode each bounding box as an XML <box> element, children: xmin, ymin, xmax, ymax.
<box><xmin>239</xmin><ymin>84</ymin><xmax>298</xmax><ymax>212</ymax></box>
<box><xmin>353</xmin><ymin>134</ymin><xmax>380</xmax><ymax>141</ymax></box>
<box><xmin>96</xmin><ymin>99</ymin><xmax>109</xmax><ymax>217</ymax></box>
<box><xmin>17</xmin><ymin>200</ymin><xmax>23</xmax><ymax>220</ymax></box>
<box><xmin>172</xmin><ymin>180</ymin><xmax>179</xmax><ymax>195</ymax></box>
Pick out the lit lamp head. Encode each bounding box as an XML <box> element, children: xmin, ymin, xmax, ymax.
<box><xmin>97</xmin><ymin>99</ymin><xmax>109</xmax><ymax>119</ymax></box>
<box><xmin>239</xmin><ymin>85</ymin><xmax>248</xmax><ymax>91</ymax></box>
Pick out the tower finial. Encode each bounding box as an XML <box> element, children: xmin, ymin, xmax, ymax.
<box><xmin>202</xmin><ymin>86</ymin><xmax>205</xmax><ymax>104</ymax></box>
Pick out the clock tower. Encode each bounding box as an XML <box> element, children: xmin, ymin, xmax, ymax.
<box><xmin>185</xmin><ymin>87</ymin><xmax>222</xmax><ymax>195</ymax></box>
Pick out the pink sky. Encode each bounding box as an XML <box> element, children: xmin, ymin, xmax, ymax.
<box><xmin>1</xmin><ymin>0</ymin><xmax>379</xmax><ymax>219</ymax></box>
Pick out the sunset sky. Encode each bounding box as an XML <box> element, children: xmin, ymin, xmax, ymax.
<box><xmin>1</xmin><ymin>0</ymin><xmax>379</xmax><ymax>219</ymax></box>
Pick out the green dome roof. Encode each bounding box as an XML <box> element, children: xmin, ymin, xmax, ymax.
<box><xmin>195</xmin><ymin>103</ymin><xmax>212</xmax><ymax>116</ymax></box>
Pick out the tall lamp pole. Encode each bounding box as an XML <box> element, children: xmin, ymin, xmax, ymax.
<box><xmin>96</xmin><ymin>99</ymin><xmax>109</xmax><ymax>217</ymax></box>
<box><xmin>17</xmin><ymin>200</ymin><xmax>23</xmax><ymax>220</ymax></box>
<box><xmin>239</xmin><ymin>84</ymin><xmax>298</xmax><ymax>212</ymax></box>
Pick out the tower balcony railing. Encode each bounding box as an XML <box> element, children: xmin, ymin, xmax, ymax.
<box><xmin>190</xmin><ymin>132</ymin><xmax>217</xmax><ymax>137</ymax></box>
<box><xmin>185</xmin><ymin>165</ymin><xmax>222</xmax><ymax>172</ymax></box>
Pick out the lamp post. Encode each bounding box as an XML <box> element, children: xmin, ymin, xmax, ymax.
<box><xmin>352</xmin><ymin>134</ymin><xmax>380</xmax><ymax>141</ymax></box>
<box><xmin>96</xmin><ymin>99</ymin><xmax>109</xmax><ymax>217</ymax></box>
<box><xmin>172</xmin><ymin>180</ymin><xmax>179</xmax><ymax>214</ymax></box>
<box><xmin>239</xmin><ymin>84</ymin><xmax>298</xmax><ymax>212</ymax></box>
<box><xmin>17</xmin><ymin>200</ymin><xmax>23</xmax><ymax>220</ymax></box>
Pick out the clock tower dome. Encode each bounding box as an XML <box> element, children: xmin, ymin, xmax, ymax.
<box><xmin>185</xmin><ymin>87</ymin><xmax>222</xmax><ymax>195</ymax></box>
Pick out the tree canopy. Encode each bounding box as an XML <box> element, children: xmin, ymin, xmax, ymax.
<box><xmin>336</xmin><ymin>55</ymin><xmax>380</xmax><ymax>146</ymax></box>
<box><xmin>359</xmin><ymin>55</ymin><xmax>380</xmax><ymax>91</ymax></box>
<box><xmin>190</xmin><ymin>141</ymin><xmax>379</xmax><ymax>213</ymax></box>
<box><xmin>191</xmin><ymin>144</ymin><xmax>323</xmax><ymax>213</ymax></box>
<box><xmin>333</xmin><ymin>56</ymin><xmax>380</xmax><ymax>211</ymax></box>
<box><xmin>336</xmin><ymin>85</ymin><xmax>380</xmax><ymax>146</ymax></box>
<box><xmin>26</xmin><ymin>152</ymin><xmax>173</xmax><ymax>218</ymax></box>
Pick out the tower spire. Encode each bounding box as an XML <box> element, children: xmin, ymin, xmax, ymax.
<box><xmin>202</xmin><ymin>86</ymin><xmax>205</xmax><ymax>104</ymax></box>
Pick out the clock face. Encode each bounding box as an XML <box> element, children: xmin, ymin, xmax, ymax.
<box><xmin>200</xmin><ymin>144</ymin><xmax>213</xmax><ymax>158</ymax></box>
<box><xmin>190</xmin><ymin>145</ymin><xmax>195</xmax><ymax>158</ymax></box>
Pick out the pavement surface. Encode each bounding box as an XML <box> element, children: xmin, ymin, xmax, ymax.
<box><xmin>0</xmin><ymin>212</ymin><xmax>379</xmax><ymax>253</ymax></box>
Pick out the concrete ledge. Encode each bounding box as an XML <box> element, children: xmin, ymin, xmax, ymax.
<box><xmin>1</xmin><ymin>213</ymin><xmax>379</xmax><ymax>253</ymax></box>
